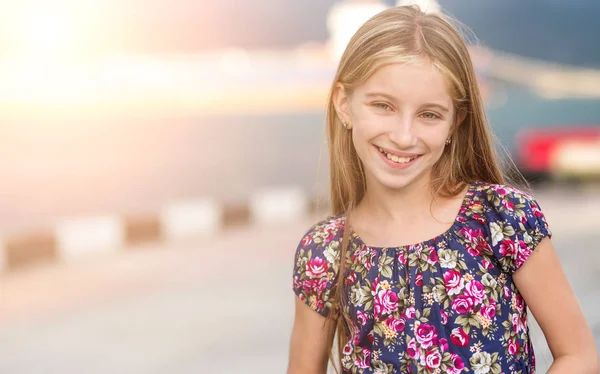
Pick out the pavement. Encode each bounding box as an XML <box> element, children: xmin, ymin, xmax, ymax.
<box><xmin>0</xmin><ymin>188</ymin><xmax>599</xmax><ymax>373</ymax></box>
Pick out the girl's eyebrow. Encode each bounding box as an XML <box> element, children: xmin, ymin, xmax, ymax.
<box><xmin>364</xmin><ymin>91</ymin><xmax>397</xmax><ymax>101</ymax></box>
<box><xmin>365</xmin><ymin>92</ymin><xmax>450</xmax><ymax>113</ymax></box>
<box><xmin>421</xmin><ymin>103</ymin><xmax>450</xmax><ymax>113</ymax></box>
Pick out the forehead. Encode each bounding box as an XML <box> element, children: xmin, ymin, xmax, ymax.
<box><xmin>357</xmin><ymin>58</ymin><xmax>453</xmax><ymax>104</ymax></box>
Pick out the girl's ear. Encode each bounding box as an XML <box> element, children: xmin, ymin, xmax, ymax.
<box><xmin>333</xmin><ymin>82</ymin><xmax>352</xmax><ymax>124</ymax></box>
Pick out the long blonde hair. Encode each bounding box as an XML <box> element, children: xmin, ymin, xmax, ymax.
<box><xmin>325</xmin><ymin>5</ymin><xmax>507</xmax><ymax>371</ymax></box>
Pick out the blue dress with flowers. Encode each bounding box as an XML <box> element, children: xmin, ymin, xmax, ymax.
<box><xmin>292</xmin><ymin>182</ymin><xmax>551</xmax><ymax>374</ymax></box>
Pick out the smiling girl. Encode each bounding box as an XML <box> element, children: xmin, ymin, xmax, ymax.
<box><xmin>287</xmin><ymin>5</ymin><xmax>598</xmax><ymax>374</ymax></box>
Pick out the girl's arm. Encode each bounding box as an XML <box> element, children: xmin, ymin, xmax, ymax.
<box><xmin>513</xmin><ymin>237</ymin><xmax>599</xmax><ymax>373</ymax></box>
<box><xmin>287</xmin><ymin>297</ymin><xmax>337</xmax><ymax>374</ymax></box>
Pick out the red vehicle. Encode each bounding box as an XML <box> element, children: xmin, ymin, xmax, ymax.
<box><xmin>516</xmin><ymin>127</ymin><xmax>600</xmax><ymax>180</ymax></box>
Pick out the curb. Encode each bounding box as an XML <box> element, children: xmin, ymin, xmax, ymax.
<box><xmin>0</xmin><ymin>186</ymin><xmax>328</xmax><ymax>274</ymax></box>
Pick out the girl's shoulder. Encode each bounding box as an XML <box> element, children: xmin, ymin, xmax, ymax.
<box><xmin>471</xmin><ymin>181</ymin><xmax>536</xmax><ymax>201</ymax></box>
<box><xmin>297</xmin><ymin>214</ymin><xmax>347</xmax><ymax>251</ymax></box>
<box><xmin>467</xmin><ymin>181</ymin><xmax>549</xmax><ymax>232</ymax></box>
<box><xmin>465</xmin><ymin>181</ymin><xmax>551</xmax><ymax>274</ymax></box>
<box><xmin>292</xmin><ymin>215</ymin><xmax>346</xmax><ymax>317</ymax></box>
<box><xmin>469</xmin><ymin>181</ymin><xmax>541</xmax><ymax>211</ymax></box>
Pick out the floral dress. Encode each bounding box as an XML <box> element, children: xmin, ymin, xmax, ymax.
<box><xmin>292</xmin><ymin>182</ymin><xmax>551</xmax><ymax>374</ymax></box>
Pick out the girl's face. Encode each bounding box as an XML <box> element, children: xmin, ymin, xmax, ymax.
<box><xmin>335</xmin><ymin>57</ymin><xmax>457</xmax><ymax>192</ymax></box>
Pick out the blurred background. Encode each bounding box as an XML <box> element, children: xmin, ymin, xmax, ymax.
<box><xmin>0</xmin><ymin>0</ymin><xmax>599</xmax><ymax>373</ymax></box>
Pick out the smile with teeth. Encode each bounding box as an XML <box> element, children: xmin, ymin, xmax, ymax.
<box><xmin>377</xmin><ymin>147</ymin><xmax>418</xmax><ymax>164</ymax></box>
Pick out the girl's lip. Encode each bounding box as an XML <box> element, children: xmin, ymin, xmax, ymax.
<box><xmin>376</xmin><ymin>145</ymin><xmax>421</xmax><ymax>158</ymax></box>
<box><xmin>375</xmin><ymin>145</ymin><xmax>421</xmax><ymax>169</ymax></box>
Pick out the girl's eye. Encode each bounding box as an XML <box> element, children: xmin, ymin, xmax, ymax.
<box><xmin>373</xmin><ymin>103</ymin><xmax>392</xmax><ymax>111</ymax></box>
<box><xmin>421</xmin><ymin>112</ymin><xmax>440</xmax><ymax>120</ymax></box>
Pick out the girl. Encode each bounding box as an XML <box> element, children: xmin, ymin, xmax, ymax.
<box><xmin>288</xmin><ymin>5</ymin><xmax>598</xmax><ymax>374</ymax></box>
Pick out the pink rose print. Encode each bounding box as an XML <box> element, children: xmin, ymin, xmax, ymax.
<box><xmin>459</xmin><ymin>227</ymin><xmax>475</xmax><ymax>241</ymax></box>
<box><xmin>447</xmin><ymin>353</ymin><xmax>465</xmax><ymax>374</ymax></box>
<box><xmin>385</xmin><ymin>316</ymin><xmax>406</xmax><ymax>332</ymax></box>
<box><xmin>482</xmin><ymin>259</ymin><xmax>492</xmax><ymax>269</ymax></box>
<box><xmin>412</xmin><ymin>244</ymin><xmax>423</xmax><ymax>257</ymax></box>
<box><xmin>345</xmin><ymin>272</ymin><xmax>357</xmax><ymax>285</ymax></box>
<box><xmin>348</xmin><ymin>321</ymin><xmax>361</xmax><ymax>345</ymax></box>
<box><xmin>313</xmin><ymin>299</ymin><xmax>324</xmax><ymax>310</ymax></box>
<box><xmin>480</xmin><ymin>303</ymin><xmax>497</xmax><ymax>319</ymax></box>
<box><xmin>508</xmin><ymin>339</ymin><xmax>520</xmax><ymax>355</ymax></box>
<box><xmin>504</xmin><ymin>286</ymin><xmax>511</xmax><ymax>299</ymax></box>
<box><xmin>440</xmin><ymin>310</ymin><xmax>448</xmax><ymax>325</ymax></box>
<box><xmin>466</xmin><ymin>245</ymin><xmax>481</xmax><ymax>257</ymax></box>
<box><xmin>450</xmin><ymin>327</ymin><xmax>470</xmax><ymax>347</ymax></box>
<box><xmin>427</xmin><ymin>248</ymin><xmax>439</xmax><ymax>265</ymax></box>
<box><xmin>357</xmin><ymin>310</ymin><xmax>368</xmax><ymax>326</ymax></box>
<box><xmin>460</xmin><ymin>228</ymin><xmax>490</xmax><ymax>257</ymax></box>
<box><xmin>425</xmin><ymin>348</ymin><xmax>442</xmax><ymax>370</ymax></box>
<box><xmin>353</xmin><ymin>247</ymin><xmax>375</xmax><ymax>270</ymax></box>
<box><xmin>444</xmin><ymin>269</ymin><xmax>465</xmax><ymax>296</ymax></box>
<box><xmin>515</xmin><ymin>241</ymin><xmax>532</xmax><ymax>269</ymax></box>
<box><xmin>415</xmin><ymin>323</ymin><xmax>439</xmax><ymax>349</ymax></box>
<box><xmin>405</xmin><ymin>306</ymin><xmax>416</xmax><ymax>319</ymax></box>
<box><xmin>367</xmin><ymin>332</ymin><xmax>374</xmax><ymax>343</ymax></box>
<box><xmin>323</xmin><ymin>225</ymin><xmax>336</xmax><ymax>242</ymax></box>
<box><xmin>302</xmin><ymin>234</ymin><xmax>312</xmax><ymax>246</ymax></box>
<box><xmin>470</xmin><ymin>236</ymin><xmax>491</xmax><ymax>257</ymax></box>
<box><xmin>494</xmin><ymin>186</ymin><xmax>508</xmax><ymax>195</ymax></box>
<box><xmin>512</xmin><ymin>313</ymin><xmax>525</xmax><ymax>333</ymax></box>
<box><xmin>306</xmin><ymin>257</ymin><xmax>328</xmax><ymax>279</ymax></box>
<box><xmin>512</xmin><ymin>313</ymin><xmax>519</xmax><ymax>332</ymax></box>
<box><xmin>499</xmin><ymin>239</ymin><xmax>519</xmax><ymax>260</ymax></box>
<box><xmin>439</xmin><ymin>338</ymin><xmax>448</xmax><ymax>352</ymax></box>
<box><xmin>531</xmin><ymin>202</ymin><xmax>544</xmax><ymax>218</ymax></box>
<box><xmin>302</xmin><ymin>278</ymin><xmax>328</xmax><ymax>294</ymax></box>
<box><xmin>398</xmin><ymin>250</ymin><xmax>408</xmax><ymax>265</ymax></box>
<box><xmin>407</xmin><ymin>339</ymin><xmax>420</xmax><ymax>359</ymax></box>
<box><xmin>342</xmin><ymin>342</ymin><xmax>353</xmax><ymax>355</ymax></box>
<box><xmin>503</xmin><ymin>198</ymin><xmax>515</xmax><ymax>211</ymax></box>
<box><xmin>416</xmin><ymin>272</ymin><xmax>423</xmax><ymax>286</ymax></box>
<box><xmin>465</xmin><ymin>280</ymin><xmax>486</xmax><ymax>303</ymax></box>
<box><xmin>371</xmin><ymin>278</ymin><xmax>380</xmax><ymax>293</ymax></box>
<box><xmin>354</xmin><ymin>348</ymin><xmax>371</xmax><ymax>369</ymax></box>
<box><xmin>472</xmin><ymin>213</ymin><xmax>486</xmax><ymax>225</ymax></box>
<box><xmin>367</xmin><ymin>251</ymin><xmax>377</xmax><ymax>270</ymax></box>
<box><xmin>452</xmin><ymin>295</ymin><xmax>474</xmax><ymax>314</ymax></box>
<box><xmin>374</xmin><ymin>289</ymin><xmax>399</xmax><ymax>318</ymax></box>
<box><xmin>514</xmin><ymin>294</ymin><xmax>525</xmax><ymax>313</ymax></box>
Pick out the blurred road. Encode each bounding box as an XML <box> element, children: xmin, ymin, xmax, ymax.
<box><xmin>1</xmin><ymin>186</ymin><xmax>599</xmax><ymax>374</ymax></box>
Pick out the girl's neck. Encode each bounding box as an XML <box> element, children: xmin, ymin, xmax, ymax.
<box><xmin>348</xmin><ymin>177</ymin><xmax>470</xmax><ymax>248</ymax></box>
<box><xmin>354</xmin><ymin>175</ymin><xmax>436</xmax><ymax>224</ymax></box>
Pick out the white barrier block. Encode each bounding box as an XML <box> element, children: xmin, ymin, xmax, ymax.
<box><xmin>56</xmin><ymin>215</ymin><xmax>125</xmax><ymax>260</ymax></box>
<box><xmin>161</xmin><ymin>199</ymin><xmax>222</xmax><ymax>240</ymax></box>
<box><xmin>551</xmin><ymin>141</ymin><xmax>600</xmax><ymax>177</ymax></box>
<box><xmin>250</xmin><ymin>187</ymin><xmax>309</xmax><ymax>224</ymax></box>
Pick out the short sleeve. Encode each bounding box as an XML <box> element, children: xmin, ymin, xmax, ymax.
<box><xmin>292</xmin><ymin>217</ymin><xmax>343</xmax><ymax>317</ymax></box>
<box><xmin>486</xmin><ymin>185</ymin><xmax>552</xmax><ymax>274</ymax></box>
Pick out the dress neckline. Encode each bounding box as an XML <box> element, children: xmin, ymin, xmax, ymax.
<box><xmin>347</xmin><ymin>181</ymin><xmax>478</xmax><ymax>250</ymax></box>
